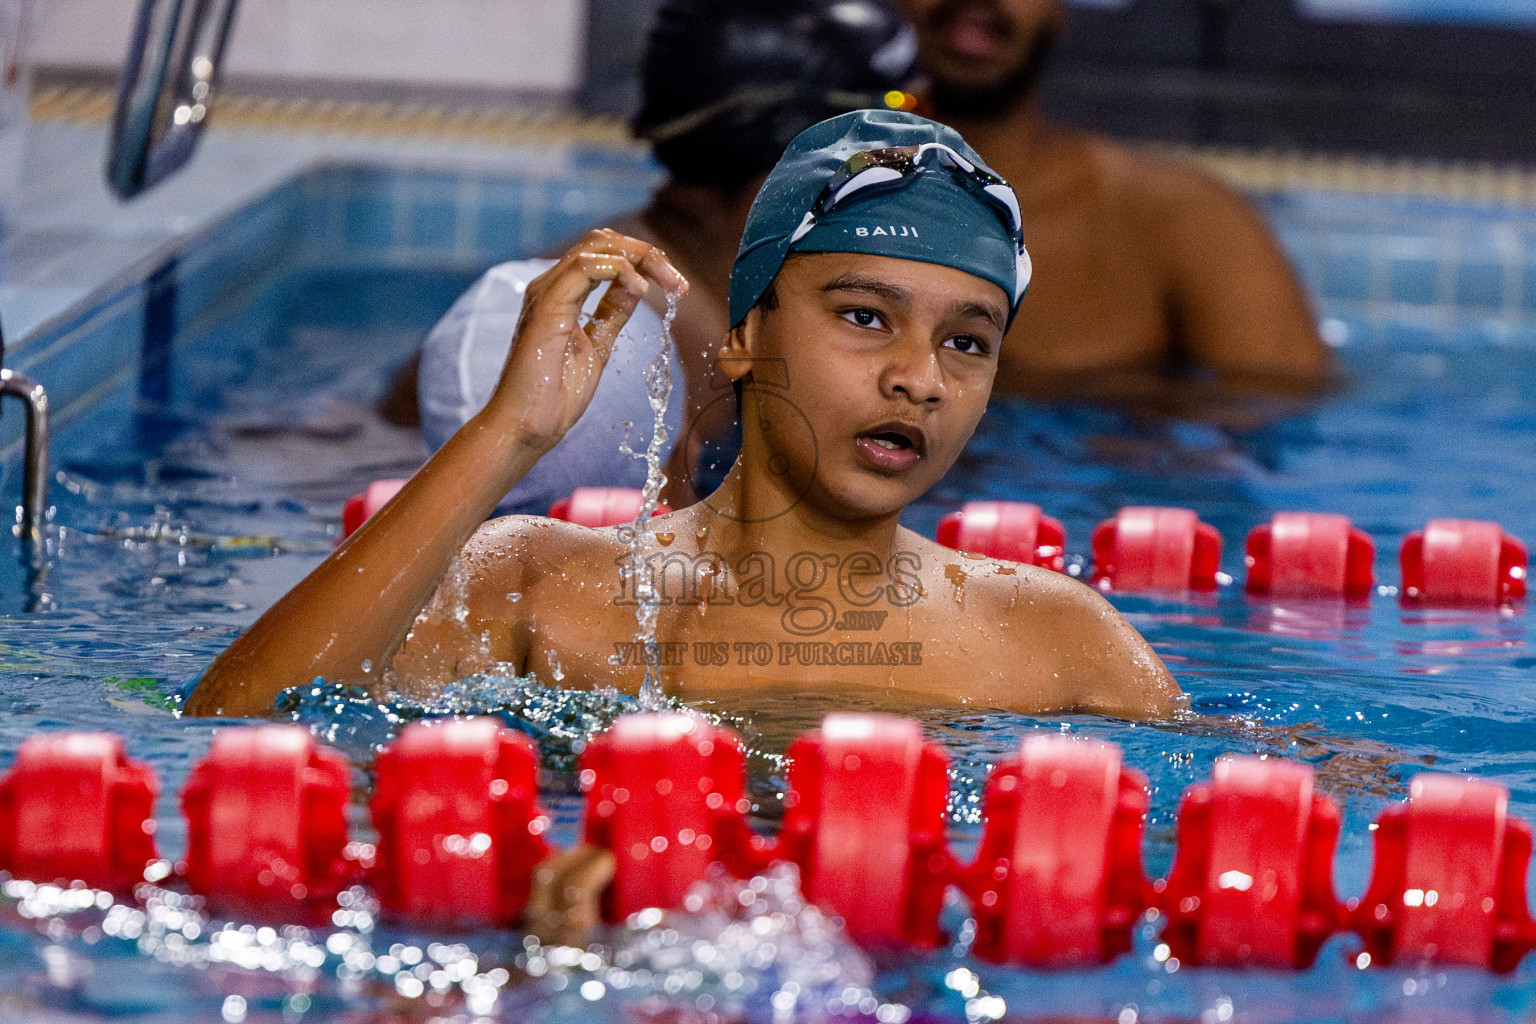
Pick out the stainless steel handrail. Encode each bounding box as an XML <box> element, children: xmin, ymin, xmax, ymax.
<box><xmin>0</xmin><ymin>316</ymin><xmax>49</xmax><ymax>547</ymax></box>
<box><xmin>106</xmin><ymin>0</ymin><xmax>241</xmax><ymax>199</ymax></box>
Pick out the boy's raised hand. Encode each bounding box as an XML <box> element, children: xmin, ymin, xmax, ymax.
<box><xmin>488</xmin><ymin>229</ymin><xmax>687</xmax><ymax>452</ymax></box>
<box><xmin>186</xmin><ymin>229</ymin><xmax>684</xmax><ymax>718</ymax></box>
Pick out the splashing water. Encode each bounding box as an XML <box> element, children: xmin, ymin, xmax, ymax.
<box><xmin>0</xmin><ymin>876</ymin><xmax>546</xmax><ymax>1019</ymax></box>
<box><xmin>274</xmin><ymin>672</ymin><xmax>671</xmax><ymax>772</ymax></box>
<box><xmin>626</xmin><ymin>289</ymin><xmax>679</xmax><ymax>708</ymax></box>
<box><xmin>0</xmin><ymin>865</ymin><xmax>903</xmax><ymax>1024</ymax></box>
<box><xmin>601</xmin><ymin>863</ymin><xmax>910</xmax><ymax>1023</ymax></box>
<box><xmin>272</xmin><ymin>674</ymin><xmax>790</xmax><ymax>813</ymax></box>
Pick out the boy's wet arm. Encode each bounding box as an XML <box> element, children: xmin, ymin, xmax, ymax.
<box><xmin>185</xmin><ymin>232</ymin><xmax>681</xmax><ymax>717</ymax></box>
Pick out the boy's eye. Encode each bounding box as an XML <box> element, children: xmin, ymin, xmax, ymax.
<box><xmin>839</xmin><ymin>308</ymin><xmax>885</xmax><ymax>329</ymax></box>
<box><xmin>943</xmin><ymin>334</ymin><xmax>990</xmax><ymax>355</ymax></box>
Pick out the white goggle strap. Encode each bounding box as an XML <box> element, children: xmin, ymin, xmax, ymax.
<box><xmin>789</xmin><ymin>210</ymin><xmax>817</xmax><ymax>244</ymax></box>
<box><xmin>984</xmin><ymin>183</ymin><xmax>1022</xmax><ymax>233</ymax></box>
<box><xmin>920</xmin><ymin>143</ymin><xmax>1025</xmax><ymax>236</ymax></box>
<box><xmin>1015</xmin><ymin>244</ymin><xmax>1033</xmax><ymax>305</ymax></box>
<box><xmin>914</xmin><ymin>141</ymin><xmax>975</xmax><ymax>173</ymax></box>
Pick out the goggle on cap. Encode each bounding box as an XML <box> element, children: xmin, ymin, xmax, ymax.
<box><xmin>728</xmin><ymin>109</ymin><xmax>1031</xmax><ymax>328</ymax></box>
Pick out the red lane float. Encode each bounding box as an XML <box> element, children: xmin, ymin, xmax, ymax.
<box><xmin>1354</xmin><ymin>774</ymin><xmax>1536</xmax><ymax>971</ymax></box>
<box><xmin>935</xmin><ymin>501</ymin><xmax>1066</xmax><ymax>572</ymax></box>
<box><xmin>341</xmin><ymin>478</ymin><xmax>406</xmax><ymax>538</ymax></box>
<box><xmin>370</xmin><ymin>719</ymin><xmax>550</xmax><ymax>927</ymax></box>
<box><xmin>580</xmin><ymin>714</ymin><xmax>761</xmax><ymax>921</ymax></box>
<box><xmin>1245</xmin><ymin>512</ymin><xmax>1375</xmax><ymax>599</ymax></box>
<box><xmin>14</xmin><ymin>718</ymin><xmax>1536</xmax><ymax>976</ymax></box>
<box><xmin>965</xmin><ymin>736</ymin><xmax>1149</xmax><ymax>967</ymax></box>
<box><xmin>182</xmin><ymin>727</ymin><xmax>352</xmax><ymax>916</ymax></box>
<box><xmin>548</xmin><ymin>487</ymin><xmax>669</xmax><ymax>528</ymax></box>
<box><xmin>0</xmin><ymin>733</ymin><xmax>159</xmax><ymax>893</ymax></box>
<box><xmin>777</xmin><ymin>714</ymin><xmax>952</xmax><ymax>948</ymax></box>
<box><xmin>1160</xmin><ymin>757</ymin><xmax>1342</xmax><ymax>968</ymax></box>
<box><xmin>1400</xmin><ymin>520</ymin><xmax>1528</xmax><ymax>607</ymax></box>
<box><xmin>1091</xmin><ymin>506</ymin><xmax>1222</xmax><ymax>593</ymax></box>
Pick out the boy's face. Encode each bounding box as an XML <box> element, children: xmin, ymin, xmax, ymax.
<box><xmin>730</xmin><ymin>252</ymin><xmax>1007</xmax><ymax>521</ymax></box>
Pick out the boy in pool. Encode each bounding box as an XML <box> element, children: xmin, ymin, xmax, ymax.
<box><xmin>186</xmin><ymin>110</ymin><xmax>1181</xmax><ymax>722</ymax></box>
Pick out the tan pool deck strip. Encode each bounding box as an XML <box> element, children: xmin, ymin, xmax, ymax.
<box><xmin>29</xmin><ymin>83</ymin><xmax>1536</xmax><ymax>208</ymax></box>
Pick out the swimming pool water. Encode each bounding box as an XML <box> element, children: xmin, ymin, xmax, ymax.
<box><xmin>1</xmin><ymin>158</ymin><xmax>1535</xmax><ymax>1022</ymax></box>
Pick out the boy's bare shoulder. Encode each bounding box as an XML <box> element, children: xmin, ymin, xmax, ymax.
<box><xmin>908</xmin><ymin>530</ymin><xmax>1079</xmax><ymax>599</ymax></box>
<box><xmin>936</xmin><ymin>549</ymin><xmax>1109</xmax><ymax>615</ymax></box>
<box><xmin>459</xmin><ymin>514</ymin><xmax>629</xmax><ymax>584</ymax></box>
<box><xmin>911</xmin><ymin>530</ymin><xmax>1132</xmax><ymax>637</ymax></box>
<box><xmin>913</xmin><ymin>530</ymin><xmax>1181</xmax><ymax>718</ymax></box>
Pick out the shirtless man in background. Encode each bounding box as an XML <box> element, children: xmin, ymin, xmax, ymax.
<box><xmin>899</xmin><ymin>0</ymin><xmax>1333</xmax><ymax>398</ymax></box>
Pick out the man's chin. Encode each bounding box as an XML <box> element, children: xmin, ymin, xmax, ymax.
<box><xmin>926</xmin><ymin>26</ymin><xmax>1060</xmax><ymax>117</ymax></box>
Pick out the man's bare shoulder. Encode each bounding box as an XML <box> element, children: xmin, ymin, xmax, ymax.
<box><xmin>1073</xmin><ymin>132</ymin><xmax>1250</xmax><ymax>222</ymax></box>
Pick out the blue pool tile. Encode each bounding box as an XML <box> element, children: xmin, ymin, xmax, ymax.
<box><xmin>1389</xmin><ymin>257</ymin><xmax>1440</xmax><ymax>306</ymax></box>
<box><xmin>299</xmin><ymin>188</ymin><xmax>343</xmax><ymax>249</ymax></box>
<box><xmin>1523</xmin><ymin>261</ymin><xmax>1536</xmax><ymax>312</ymax></box>
<box><xmin>475</xmin><ymin>177</ymin><xmax>528</xmax><ymax>215</ymax></box>
<box><xmin>0</xmin><ymin>283</ymin><xmax>88</xmax><ymax>340</ymax></box>
<box><xmin>408</xmin><ymin>199</ymin><xmax>459</xmax><ymax>251</ymax></box>
<box><xmin>477</xmin><ymin>204</ymin><xmax>525</xmax><ymax>259</ymax></box>
<box><xmin>178</xmin><ymin>188</ymin><xmax>304</xmax><ymax>328</ymax></box>
<box><xmin>1319</xmin><ymin>244</ymin><xmax>1373</xmax><ymax>303</ymax></box>
<box><xmin>1454</xmin><ymin>262</ymin><xmax>1504</xmax><ymax>309</ymax></box>
<box><xmin>344</xmin><ymin>196</ymin><xmax>395</xmax><ymax>248</ymax></box>
<box><xmin>4</xmin><ymin>282</ymin><xmax>144</xmax><ymax>458</ymax></box>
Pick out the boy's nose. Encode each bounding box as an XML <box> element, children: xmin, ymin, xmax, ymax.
<box><xmin>882</xmin><ymin>337</ymin><xmax>946</xmax><ymax>404</ymax></box>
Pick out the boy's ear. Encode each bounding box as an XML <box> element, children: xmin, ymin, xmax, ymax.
<box><xmin>712</xmin><ymin>312</ymin><xmax>792</xmax><ymax>392</ymax></box>
<box><xmin>715</xmin><ymin>316</ymin><xmax>756</xmax><ymax>384</ymax></box>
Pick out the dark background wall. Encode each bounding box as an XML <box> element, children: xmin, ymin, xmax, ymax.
<box><xmin>1047</xmin><ymin>0</ymin><xmax>1536</xmax><ymax>160</ymax></box>
<box><xmin>582</xmin><ymin>0</ymin><xmax>1536</xmax><ymax>163</ymax></box>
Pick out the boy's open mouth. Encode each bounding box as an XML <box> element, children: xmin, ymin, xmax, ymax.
<box><xmin>854</xmin><ymin>422</ymin><xmax>926</xmax><ymax>473</ymax></box>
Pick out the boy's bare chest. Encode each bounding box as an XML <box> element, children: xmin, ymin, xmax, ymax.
<box><xmin>511</xmin><ymin>555</ymin><xmax>1067</xmax><ymax>707</ymax></box>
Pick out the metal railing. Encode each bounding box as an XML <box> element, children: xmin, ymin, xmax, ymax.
<box><xmin>0</xmin><ymin>313</ymin><xmax>49</xmax><ymax>548</ymax></box>
<box><xmin>106</xmin><ymin>0</ymin><xmax>240</xmax><ymax>199</ymax></box>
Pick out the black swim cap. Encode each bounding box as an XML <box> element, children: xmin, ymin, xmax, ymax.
<box><xmin>634</xmin><ymin>0</ymin><xmax>919</xmax><ymax>193</ymax></box>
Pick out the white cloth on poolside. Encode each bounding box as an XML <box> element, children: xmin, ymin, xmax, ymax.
<box><xmin>418</xmin><ymin>259</ymin><xmax>682</xmax><ymax>515</ymax></box>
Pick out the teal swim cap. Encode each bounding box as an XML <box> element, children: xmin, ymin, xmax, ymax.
<box><xmin>728</xmin><ymin>109</ymin><xmax>1030</xmax><ymax>328</ymax></box>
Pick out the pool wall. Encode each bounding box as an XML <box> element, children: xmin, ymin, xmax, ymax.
<box><xmin>0</xmin><ymin>156</ymin><xmax>659</xmax><ymax>480</ymax></box>
<box><xmin>8</xmin><ymin>163</ymin><xmax>1536</xmax><ymax>481</ymax></box>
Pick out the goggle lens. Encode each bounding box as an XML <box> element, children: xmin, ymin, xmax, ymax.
<box><xmin>796</xmin><ymin>141</ymin><xmax>1032</xmax><ymax>306</ymax></box>
<box><xmin>815</xmin><ymin>143</ymin><xmax>1022</xmax><ymax>239</ymax></box>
